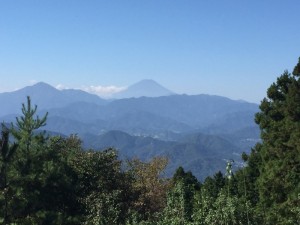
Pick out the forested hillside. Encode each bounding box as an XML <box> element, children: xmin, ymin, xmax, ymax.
<box><xmin>1</xmin><ymin>58</ymin><xmax>300</xmax><ymax>224</ymax></box>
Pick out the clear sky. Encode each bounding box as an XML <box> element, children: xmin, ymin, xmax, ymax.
<box><xmin>0</xmin><ymin>0</ymin><xmax>299</xmax><ymax>103</ymax></box>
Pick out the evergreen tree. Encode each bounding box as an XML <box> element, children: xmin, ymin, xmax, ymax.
<box><xmin>201</xmin><ymin>171</ymin><xmax>225</xmax><ymax>200</ymax></box>
<box><xmin>7</xmin><ymin>96</ymin><xmax>49</xmax><ymax>223</ymax></box>
<box><xmin>3</xmin><ymin>97</ymin><xmax>81</xmax><ymax>224</ymax></box>
<box><xmin>160</xmin><ymin>167</ymin><xmax>200</xmax><ymax>224</ymax></box>
<box><xmin>0</xmin><ymin>125</ymin><xmax>18</xmax><ymax>224</ymax></box>
<box><xmin>248</xmin><ymin>58</ymin><xmax>300</xmax><ymax>224</ymax></box>
<box><xmin>11</xmin><ymin>96</ymin><xmax>48</xmax><ymax>152</ymax></box>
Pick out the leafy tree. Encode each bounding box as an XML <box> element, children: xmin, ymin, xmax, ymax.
<box><xmin>159</xmin><ymin>180</ymin><xmax>188</xmax><ymax>225</ymax></box>
<box><xmin>203</xmin><ymin>190</ymin><xmax>252</xmax><ymax>225</ymax></box>
<box><xmin>126</xmin><ymin>157</ymin><xmax>169</xmax><ymax>223</ymax></box>
<box><xmin>160</xmin><ymin>167</ymin><xmax>200</xmax><ymax>224</ymax></box>
<box><xmin>37</xmin><ymin>135</ymin><xmax>83</xmax><ymax>224</ymax></box>
<box><xmin>73</xmin><ymin>148</ymin><xmax>134</xmax><ymax>225</ymax></box>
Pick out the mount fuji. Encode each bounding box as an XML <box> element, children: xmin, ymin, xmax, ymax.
<box><xmin>112</xmin><ymin>79</ymin><xmax>175</xmax><ymax>99</ymax></box>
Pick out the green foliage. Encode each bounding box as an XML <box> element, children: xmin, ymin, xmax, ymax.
<box><xmin>204</xmin><ymin>191</ymin><xmax>253</xmax><ymax>225</ymax></box>
<box><xmin>11</xmin><ymin>96</ymin><xmax>48</xmax><ymax>150</ymax></box>
<box><xmin>73</xmin><ymin>148</ymin><xmax>134</xmax><ymax>225</ymax></box>
<box><xmin>201</xmin><ymin>171</ymin><xmax>225</xmax><ymax>200</ymax></box>
<box><xmin>247</xmin><ymin>59</ymin><xmax>300</xmax><ymax>224</ymax></box>
<box><xmin>293</xmin><ymin>57</ymin><xmax>300</xmax><ymax>76</ymax></box>
<box><xmin>159</xmin><ymin>168</ymin><xmax>200</xmax><ymax>224</ymax></box>
<box><xmin>6</xmin><ymin>97</ymin><xmax>51</xmax><ymax>223</ymax></box>
<box><xmin>0</xmin><ymin>97</ymin><xmax>83</xmax><ymax>224</ymax></box>
<box><xmin>126</xmin><ymin>157</ymin><xmax>169</xmax><ymax>223</ymax></box>
<box><xmin>0</xmin><ymin>125</ymin><xmax>18</xmax><ymax>224</ymax></box>
<box><xmin>159</xmin><ymin>180</ymin><xmax>188</xmax><ymax>225</ymax></box>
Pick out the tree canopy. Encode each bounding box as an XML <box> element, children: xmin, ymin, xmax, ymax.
<box><xmin>250</xmin><ymin>62</ymin><xmax>300</xmax><ymax>223</ymax></box>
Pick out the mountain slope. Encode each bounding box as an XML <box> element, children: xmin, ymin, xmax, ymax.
<box><xmin>103</xmin><ymin>94</ymin><xmax>259</xmax><ymax>130</ymax></box>
<box><xmin>82</xmin><ymin>130</ymin><xmax>242</xmax><ymax>180</ymax></box>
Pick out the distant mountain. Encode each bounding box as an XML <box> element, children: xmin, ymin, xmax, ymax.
<box><xmin>113</xmin><ymin>79</ymin><xmax>175</xmax><ymax>98</ymax></box>
<box><xmin>0</xmin><ymin>82</ymin><xmax>107</xmax><ymax>117</ymax></box>
<box><xmin>82</xmin><ymin>130</ymin><xmax>242</xmax><ymax>180</ymax></box>
<box><xmin>101</xmin><ymin>94</ymin><xmax>259</xmax><ymax>130</ymax></box>
<box><xmin>39</xmin><ymin>105</ymin><xmax>192</xmax><ymax>136</ymax></box>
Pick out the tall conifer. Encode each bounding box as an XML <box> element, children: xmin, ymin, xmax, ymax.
<box><xmin>250</xmin><ymin>59</ymin><xmax>300</xmax><ymax>223</ymax></box>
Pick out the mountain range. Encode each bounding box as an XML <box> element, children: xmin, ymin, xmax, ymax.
<box><xmin>0</xmin><ymin>81</ymin><xmax>260</xmax><ymax>180</ymax></box>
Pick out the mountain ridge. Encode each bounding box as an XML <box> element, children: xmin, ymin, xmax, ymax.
<box><xmin>0</xmin><ymin>82</ymin><xmax>106</xmax><ymax>116</ymax></box>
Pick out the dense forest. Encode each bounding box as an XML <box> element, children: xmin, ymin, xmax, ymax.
<box><xmin>1</xmin><ymin>58</ymin><xmax>300</xmax><ymax>224</ymax></box>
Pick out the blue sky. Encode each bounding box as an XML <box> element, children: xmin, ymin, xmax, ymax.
<box><xmin>0</xmin><ymin>0</ymin><xmax>299</xmax><ymax>103</ymax></box>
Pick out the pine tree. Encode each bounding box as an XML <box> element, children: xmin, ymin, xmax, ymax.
<box><xmin>249</xmin><ymin>58</ymin><xmax>300</xmax><ymax>224</ymax></box>
<box><xmin>11</xmin><ymin>96</ymin><xmax>48</xmax><ymax>152</ymax></box>
<box><xmin>7</xmin><ymin>97</ymin><xmax>48</xmax><ymax>222</ymax></box>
